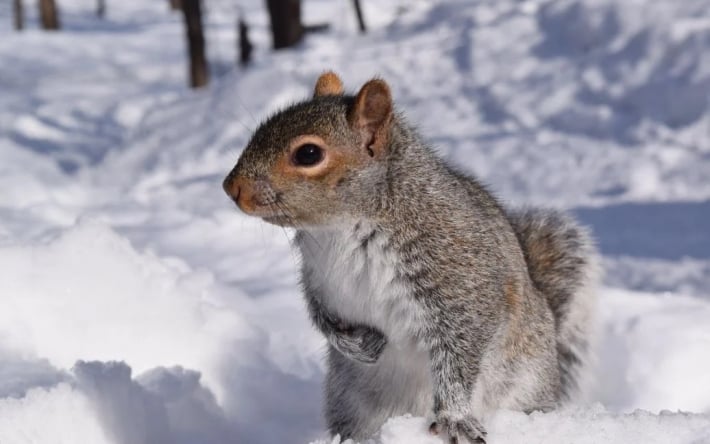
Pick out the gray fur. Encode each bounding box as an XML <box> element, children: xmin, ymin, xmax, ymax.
<box><xmin>224</xmin><ymin>80</ymin><xmax>599</xmax><ymax>443</ymax></box>
<box><xmin>507</xmin><ymin>208</ymin><xmax>600</xmax><ymax>400</ymax></box>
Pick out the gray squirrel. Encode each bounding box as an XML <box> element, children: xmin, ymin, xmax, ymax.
<box><xmin>223</xmin><ymin>72</ymin><xmax>599</xmax><ymax>443</ymax></box>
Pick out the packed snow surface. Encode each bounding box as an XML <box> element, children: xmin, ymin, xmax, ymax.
<box><xmin>1</xmin><ymin>0</ymin><xmax>709</xmax><ymax>442</ymax></box>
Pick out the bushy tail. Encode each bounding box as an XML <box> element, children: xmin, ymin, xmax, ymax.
<box><xmin>507</xmin><ymin>208</ymin><xmax>600</xmax><ymax>400</ymax></box>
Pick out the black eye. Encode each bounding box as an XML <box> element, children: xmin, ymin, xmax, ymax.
<box><xmin>292</xmin><ymin>144</ymin><xmax>324</xmax><ymax>166</ymax></box>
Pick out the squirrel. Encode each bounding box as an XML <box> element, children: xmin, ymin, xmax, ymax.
<box><xmin>223</xmin><ymin>72</ymin><xmax>599</xmax><ymax>443</ymax></box>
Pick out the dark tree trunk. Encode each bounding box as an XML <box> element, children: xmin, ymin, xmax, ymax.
<box><xmin>13</xmin><ymin>0</ymin><xmax>24</xmax><ymax>30</ymax></box>
<box><xmin>169</xmin><ymin>0</ymin><xmax>182</xmax><ymax>11</ymax></box>
<box><xmin>352</xmin><ymin>0</ymin><xmax>366</xmax><ymax>33</ymax></box>
<box><xmin>97</xmin><ymin>0</ymin><xmax>105</xmax><ymax>18</ymax></box>
<box><xmin>181</xmin><ymin>0</ymin><xmax>209</xmax><ymax>88</ymax></box>
<box><xmin>238</xmin><ymin>18</ymin><xmax>253</xmax><ymax>67</ymax></box>
<box><xmin>39</xmin><ymin>0</ymin><xmax>60</xmax><ymax>30</ymax></box>
<box><xmin>265</xmin><ymin>0</ymin><xmax>303</xmax><ymax>50</ymax></box>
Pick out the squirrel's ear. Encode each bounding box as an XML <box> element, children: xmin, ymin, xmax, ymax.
<box><xmin>314</xmin><ymin>71</ymin><xmax>344</xmax><ymax>97</ymax></box>
<box><xmin>349</xmin><ymin>79</ymin><xmax>393</xmax><ymax>157</ymax></box>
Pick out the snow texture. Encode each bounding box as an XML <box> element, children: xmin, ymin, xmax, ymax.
<box><xmin>1</xmin><ymin>0</ymin><xmax>709</xmax><ymax>442</ymax></box>
<box><xmin>314</xmin><ymin>408</ymin><xmax>710</xmax><ymax>444</ymax></box>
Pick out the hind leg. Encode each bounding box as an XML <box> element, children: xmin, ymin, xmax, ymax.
<box><xmin>324</xmin><ymin>347</ymin><xmax>383</xmax><ymax>440</ymax></box>
<box><xmin>324</xmin><ymin>345</ymin><xmax>433</xmax><ymax>441</ymax></box>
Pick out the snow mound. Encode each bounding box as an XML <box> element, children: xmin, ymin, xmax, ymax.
<box><xmin>0</xmin><ymin>383</ymin><xmax>110</xmax><ymax>444</ymax></box>
<box><xmin>0</xmin><ymin>360</ymin><xmax>235</xmax><ymax>444</ymax></box>
<box><xmin>0</xmin><ymin>218</ymin><xmax>325</xmax><ymax>443</ymax></box>
<box><xmin>73</xmin><ymin>360</ymin><xmax>233</xmax><ymax>444</ymax></box>
<box><xmin>597</xmin><ymin>289</ymin><xmax>710</xmax><ymax>413</ymax></box>
<box><xmin>0</xmin><ymin>219</ymin><xmax>249</xmax><ymax>399</ymax></box>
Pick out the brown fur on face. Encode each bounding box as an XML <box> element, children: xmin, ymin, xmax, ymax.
<box><xmin>224</xmin><ymin>73</ymin><xmax>396</xmax><ymax>227</ymax></box>
<box><xmin>269</xmin><ymin>134</ymin><xmax>369</xmax><ymax>198</ymax></box>
<box><xmin>225</xmin><ymin>174</ymin><xmax>280</xmax><ymax>217</ymax></box>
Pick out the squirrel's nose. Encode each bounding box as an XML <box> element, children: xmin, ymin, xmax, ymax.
<box><xmin>223</xmin><ymin>175</ymin><xmax>241</xmax><ymax>204</ymax></box>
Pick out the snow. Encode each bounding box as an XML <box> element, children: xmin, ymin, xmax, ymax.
<box><xmin>1</xmin><ymin>0</ymin><xmax>709</xmax><ymax>443</ymax></box>
<box><xmin>314</xmin><ymin>408</ymin><xmax>710</xmax><ymax>444</ymax></box>
<box><xmin>0</xmin><ymin>383</ymin><xmax>110</xmax><ymax>444</ymax></box>
<box><xmin>0</xmin><ymin>220</ymin><xmax>246</xmax><ymax>391</ymax></box>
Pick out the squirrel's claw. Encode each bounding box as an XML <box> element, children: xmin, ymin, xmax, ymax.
<box><xmin>431</xmin><ymin>414</ymin><xmax>487</xmax><ymax>444</ymax></box>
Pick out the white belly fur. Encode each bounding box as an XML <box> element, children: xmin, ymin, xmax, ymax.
<box><xmin>299</xmin><ymin>222</ymin><xmax>434</xmax><ymax>418</ymax></box>
<box><xmin>299</xmin><ymin>222</ymin><xmax>426</xmax><ymax>347</ymax></box>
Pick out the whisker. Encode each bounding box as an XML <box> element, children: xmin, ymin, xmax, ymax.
<box><xmin>234</xmin><ymin>91</ymin><xmax>259</xmax><ymax>127</ymax></box>
<box><xmin>267</xmin><ymin>201</ymin><xmax>302</xmax><ymax>267</ymax></box>
<box><xmin>207</xmin><ymin>80</ymin><xmax>254</xmax><ymax>134</ymax></box>
<box><xmin>284</xmin><ymin>207</ymin><xmax>318</xmax><ymax>247</ymax></box>
<box><xmin>232</xmin><ymin>114</ymin><xmax>254</xmax><ymax>135</ymax></box>
<box><xmin>272</xmin><ymin>200</ymin><xmax>328</xmax><ymax>286</ymax></box>
<box><xmin>275</xmin><ymin>202</ymin><xmax>301</xmax><ymax>241</ymax></box>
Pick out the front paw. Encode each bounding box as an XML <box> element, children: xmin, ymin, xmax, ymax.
<box><xmin>332</xmin><ymin>325</ymin><xmax>387</xmax><ymax>364</ymax></box>
<box><xmin>429</xmin><ymin>413</ymin><xmax>487</xmax><ymax>444</ymax></box>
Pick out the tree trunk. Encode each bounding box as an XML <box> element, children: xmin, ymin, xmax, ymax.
<box><xmin>169</xmin><ymin>0</ymin><xmax>182</xmax><ymax>11</ymax></box>
<box><xmin>265</xmin><ymin>0</ymin><xmax>303</xmax><ymax>50</ymax></box>
<box><xmin>97</xmin><ymin>0</ymin><xmax>105</xmax><ymax>18</ymax></box>
<box><xmin>39</xmin><ymin>0</ymin><xmax>60</xmax><ymax>30</ymax></box>
<box><xmin>13</xmin><ymin>0</ymin><xmax>24</xmax><ymax>31</ymax></box>
<box><xmin>238</xmin><ymin>17</ymin><xmax>253</xmax><ymax>67</ymax></box>
<box><xmin>181</xmin><ymin>0</ymin><xmax>209</xmax><ymax>88</ymax></box>
<box><xmin>352</xmin><ymin>0</ymin><xmax>366</xmax><ymax>33</ymax></box>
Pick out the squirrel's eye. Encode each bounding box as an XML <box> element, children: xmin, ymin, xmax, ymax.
<box><xmin>292</xmin><ymin>144</ymin><xmax>324</xmax><ymax>166</ymax></box>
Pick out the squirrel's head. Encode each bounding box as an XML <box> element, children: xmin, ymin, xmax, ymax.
<box><xmin>223</xmin><ymin>72</ymin><xmax>394</xmax><ymax>228</ymax></box>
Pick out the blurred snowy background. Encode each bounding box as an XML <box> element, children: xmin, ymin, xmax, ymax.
<box><xmin>0</xmin><ymin>0</ymin><xmax>709</xmax><ymax>443</ymax></box>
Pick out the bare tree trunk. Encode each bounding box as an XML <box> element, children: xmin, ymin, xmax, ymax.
<box><xmin>97</xmin><ymin>0</ymin><xmax>105</xmax><ymax>18</ymax></box>
<box><xmin>181</xmin><ymin>0</ymin><xmax>209</xmax><ymax>88</ymax></box>
<box><xmin>169</xmin><ymin>0</ymin><xmax>182</xmax><ymax>11</ymax></box>
<box><xmin>13</xmin><ymin>0</ymin><xmax>24</xmax><ymax>30</ymax></box>
<box><xmin>238</xmin><ymin>17</ymin><xmax>253</xmax><ymax>67</ymax></box>
<box><xmin>352</xmin><ymin>0</ymin><xmax>366</xmax><ymax>33</ymax></box>
<box><xmin>39</xmin><ymin>0</ymin><xmax>60</xmax><ymax>30</ymax></box>
<box><xmin>265</xmin><ymin>0</ymin><xmax>303</xmax><ymax>50</ymax></box>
